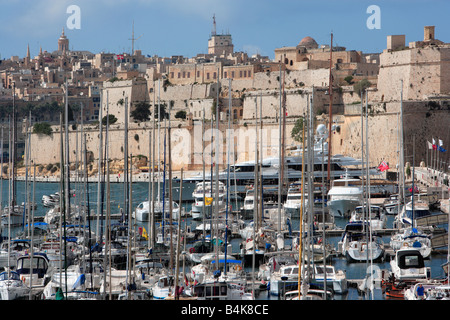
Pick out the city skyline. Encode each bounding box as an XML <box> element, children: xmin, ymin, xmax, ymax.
<box><xmin>1</xmin><ymin>0</ymin><xmax>450</xmax><ymax>60</ymax></box>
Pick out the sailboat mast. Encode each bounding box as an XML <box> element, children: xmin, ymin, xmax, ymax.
<box><xmin>277</xmin><ymin>65</ymin><xmax>282</xmax><ymax>232</ymax></box>
<box><xmin>224</xmin><ymin>77</ymin><xmax>232</xmax><ymax>276</ymax></box>
<box><xmin>97</xmin><ymin>89</ymin><xmax>103</xmax><ymax>242</ymax></box>
<box><xmin>64</xmin><ymin>79</ymin><xmax>70</xmax><ymax>296</ymax></box>
<box><xmin>214</xmin><ymin>67</ymin><xmax>220</xmax><ymax>268</ymax></box>
<box><xmin>168</xmin><ymin>96</ymin><xmax>174</xmax><ymax>272</ymax></box>
<box><xmin>399</xmin><ymin>80</ymin><xmax>405</xmax><ymax>208</ymax></box>
<box><xmin>174</xmin><ymin>168</ymin><xmax>183</xmax><ymax>300</ymax></box>
<box><xmin>327</xmin><ymin>32</ymin><xmax>333</xmax><ymax>187</ymax></box>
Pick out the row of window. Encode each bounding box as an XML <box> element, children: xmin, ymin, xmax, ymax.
<box><xmin>192</xmin><ymin>109</ymin><xmax>243</xmax><ymax>118</ymax></box>
<box><xmin>170</xmin><ymin>69</ymin><xmax>253</xmax><ymax>80</ymax></box>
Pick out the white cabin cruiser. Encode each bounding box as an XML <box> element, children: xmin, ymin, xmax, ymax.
<box><xmin>349</xmin><ymin>204</ymin><xmax>387</xmax><ymax>230</ymax></box>
<box><xmin>389</xmin><ymin>248</ymin><xmax>430</xmax><ymax>281</ymax></box>
<box><xmin>191</xmin><ymin>181</ymin><xmax>227</xmax><ymax>220</ymax></box>
<box><xmin>133</xmin><ymin>199</ymin><xmax>182</xmax><ymax>222</ymax></box>
<box><xmin>327</xmin><ymin>173</ymin><xmax>363</xmax><ymax>218</ymax></box>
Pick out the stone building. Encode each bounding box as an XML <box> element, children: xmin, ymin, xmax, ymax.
<box><xmin>377</xmin><ymin>25</ymin><xmax>450</xmax><ymax>102</ymax></box>
<box><xmin>208</xmin><ymin>15</ymin><xmax>234</xmax><ymax>57</ymax></box>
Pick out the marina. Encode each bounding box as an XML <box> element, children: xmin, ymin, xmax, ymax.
<box><xmin>0</xmin><ymin>166</ymin><xmax>448</xmax><ymax>301</ymax></box>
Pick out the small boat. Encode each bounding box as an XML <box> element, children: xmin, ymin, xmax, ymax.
<box><xmin>151</xmin><ymin>274</ymin><xmax>178</xmax><ymax>299</ymax></box>
<box><xmin>240</xmin><ymin>188</ymin><xmax>255</xmax><ymax>219</ymax></box>
<box><xmin>16</xmin><ymin>253</ymin><xmax>53</xmax><ymax>291</ymax></box>
<box><xmin>285</xmin><ymin>287</ymin><xmax>333</xmax><ymax>300</ymax></box>
<box><xmin>283</xmin><ymin>183</ymin><xmax>305</xmax><ymax>217</ymax></box>
<box><xmin>338</xmin><ymin>222</ymin><xmax>384</xmax><ymax>263</ymax></box>
<box><xmin>393</xmin><ymin>197</ymin><xmax>431</xmax><ymax>229</ymax></box>
<box><xmin>349</xmin><ymin>205</ymin><xmax>387</xmax><ymax>230</ymax></box>
<box><xmin>187</xmin><ymin>279</ymin><xmax>251</xmax><ymax>300</ymax></box>
<box><xmin>309</xmin><ymin>264</ymin><xmax>348</xmax><ymax>295</ymax></box>
<box><xmin>0</xmin><ymin>271</ymin><xmax>30</xmax><ymax>300</ymax></box>
<box><xmin>42</xmin><ymin>264</ymin><xmax>88</xmax><ymax>300</ymax></box>
<box><xmin>389</xmin><ymin>248</ymin><xmax>430</xmax><ymax>281</ymax></box>
<box><xmin>390</xmin><ymin>227</ymin><xmax>432</xmax><ymax>259</ymax></box>
<box><xmin>191</xmin><ymin>181</ymin><xmax>227</xmax><ymax>220</ymax></box>
<box><xmin>1</xmin><ymin>206</ymin><xmax>26</xmax><ymax>227</ymax></box>
<box><xmin>269</xmin><ymin>263</ymin><xmax>299</xmax><ymax>296</ymax></box>
<box><xmin>405</xmin><ymin>282</ymin><xmax>450</xmax><ymax>300</ymax></box>
<box><xmin>383</xmin><ymin>194</ymin><xmax>402</xmax><ymax>215</ymax></box>
<box><xmin>133</xmin><ymin>199</ymin><xmax>182</xmax><ymax>222</ymax></box>
<box><xmin>42</xmin><ymin>192</ymin><xmax>60</xmax><ymax>207</ymax></box>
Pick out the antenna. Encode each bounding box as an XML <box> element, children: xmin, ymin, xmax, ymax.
<box><xmin>129</xmin><ymin>20</ymin><xmax>143</xmax><ymax>56</ymax></box>
<box><xmin>212</xmin><ymin>14</ymin><xmax>216</xmax><ymax>36</ymax></box>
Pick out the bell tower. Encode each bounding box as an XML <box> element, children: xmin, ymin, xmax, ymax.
<box><xmin>58</xmin><ymin>27</ymin><xmax>69</xmax><ymax>53</ymax></box>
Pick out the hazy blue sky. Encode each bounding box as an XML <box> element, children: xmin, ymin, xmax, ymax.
<box><xmin>1</xmin><ymin>0</ymin><xmax>449</xmax><ymax>59</ymax></box>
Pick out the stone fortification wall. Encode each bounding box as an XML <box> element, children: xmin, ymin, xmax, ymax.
<box><xmin>378</xmin><ymin>46</ymin><xmax>450</xmax><ymax>102</ymax></box>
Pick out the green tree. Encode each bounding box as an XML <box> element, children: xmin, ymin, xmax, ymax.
<box><xmin>131</xmin><ymin>102</ymin><xmax>151</xmax><ymax>122</ymax></box>
<box><xmin>101</xmin><ymin>114</ymin><xmax>118</xmax><ymax>126</ymax></box>
<box><xmin>291</xmin><ymin>117</ymin><xmax>305</xmax><ymax>142</ymax></box>
<box><xmin>344</xmin><ymin>76</ymin><xmax>354</xmax><ymax>85</ymax></box>
<box><xmin>154</xmin><ymin>103</ymin><xmax>168</xmax><ymax>121</ymax></box>
<box><xmin>175</xmin><ymin>110</ymin><xmax>187</xmax><ymax>120</ymax></box>
<box><xmin>353</xmin><ymin>79</ymin><xmax>372</xmax><ymax>97</ymax></box>
<box><xmin>33</xmin><ymin>122</ymin><xmax>53</xmax><ymax>136</ymax></box>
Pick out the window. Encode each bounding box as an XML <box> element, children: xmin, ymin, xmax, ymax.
<box><xmin>187</xmin><ymin>72</ymin><xmax>190</xmax><ymax>78</ymax></box>
<box><xmin>177</xmin><ymin>72</ymin><xmax>181</xmax><ymax>78</ymax></box>
<box><xmin>197</xmin><ymin>71</ymin><xmax>200</xmax><ymax>78</ymax></box>
<box><xmin>248</xmin><ymin>70</ymin><xmax>251</xmax><ymax>77</ymax></box>
<box><xmin>243</xmin><ymin>71</ymin><xmax>247</xmax><ymax>77</ymax></box>
<box><xmin>213</xmin><ymin>72</ymin><xmax>216</xmax><ymax>79</ymax></box>
<box><xmin>239</xmin><ymin>71</ymin><xmax>242</xmax><ymax>77</ymax></box>
<box><xmin>183</xmin><ymin>71</ymin><xmax>186</xmax><ymax>78</ymax></box>
<box><xmin>231</xmin><ymin>71</ymin><xmax>235</xmax><ymax>78</ymax></box>
<box><xmin>224</xmin><ymin>72</ymin><xmax>227</xmax><ymax>78</ymax></box>
<box><xmin>207</xmin><ymin>73</ymin><xmax>210</xmax><ymax>79</ymax></box>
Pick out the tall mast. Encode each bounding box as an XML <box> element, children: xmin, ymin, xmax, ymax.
<box><xmin>277</xmin><ymin>65</ymin><xmax>282</xmax><ymax>232</ymax></box>
<box><xmin>327</xmin><ymin>32</ymin><xmax>333</xmax><ymax>187</ymax></box>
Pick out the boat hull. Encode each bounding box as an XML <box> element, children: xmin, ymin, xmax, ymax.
<box><xmin>328</xmin><ymin>199</ymin><xmax>361</xmax><ymax>218</ymax></box>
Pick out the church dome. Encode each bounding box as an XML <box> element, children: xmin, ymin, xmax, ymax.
<box><xmin>298</xmin><ymin>36</ymin><xmax>318</xmax><ymax>49</ymax></box>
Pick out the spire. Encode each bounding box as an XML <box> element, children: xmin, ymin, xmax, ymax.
<box><xmin>62</xmin><ymin>26</ymin><xmax>65</xmax><ymax>37</ymax></box>
<box><xmin>26</xmin><ymin>44</ymin><xmax>30</xmax><ymax>59</ymax></box>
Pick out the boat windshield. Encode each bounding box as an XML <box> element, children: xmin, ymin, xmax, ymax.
<box><xmin>0</xmin><ymin>272</ymin><xmax>20</xmax><ymax>281</ymax></box>
<box><xmin>405</xmin><ymin>209</ymin><xmax>430</xmax><ymax>219</ymax></box>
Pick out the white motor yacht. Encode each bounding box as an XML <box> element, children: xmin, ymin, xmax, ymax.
<box><xmin>327</xmin><ymin>172</ymin><xmax>363</xmax><ymax>218</ymax></box>
<box><xmin>133</xmin><ymin>199</ymin><xmax>182</xmax><ymax>222</ymax></box>
<box><xmin>191</xmin><ymin>181</ymin><xmax>227</xmax><ymax>220</ymax></box>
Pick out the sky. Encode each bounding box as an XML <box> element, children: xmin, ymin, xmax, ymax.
<box><xmin>1</xmin><ymin>0</ymin><xmax>450</xmax><ymax>60</ymax></box>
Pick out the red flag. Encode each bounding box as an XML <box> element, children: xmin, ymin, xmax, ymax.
<box><xmin>378</xmin><ymin>160</ymin><xmax>389</xmax><ymax>172</ymax></box>
<box><xmin>116</xmin><ymin>54</ymin><xmax>124</xmax><ymax>60</ymax></box>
